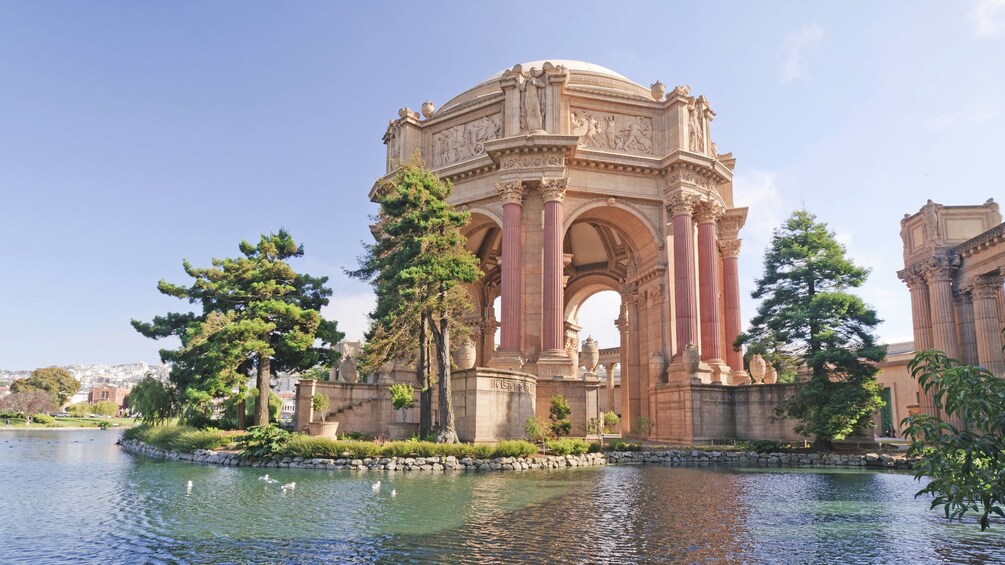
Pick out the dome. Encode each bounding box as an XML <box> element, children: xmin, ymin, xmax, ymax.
<box><xmin>437</xmin><ymin>59</ymin><xmax>652</xmax><ymax>115</ymax></box>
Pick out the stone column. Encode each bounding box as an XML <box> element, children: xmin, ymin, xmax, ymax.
<box><xmin>971</xmin><ymin>276</ymin><xmax>1005</xmax><ymax>376</ymax></box>
<box><xmin>900</xmin><ymin>269</ymin><xmax>934</xmax><ymax>351</ymax></box>
<box><xmin>955</xmin><ymin>292</ymin><xmax>978</xmax><ymax>366</ymax></box>
<box><xmin>924</xmin><ymin>262</ymin><xmax>959</xmax><ymax>360</ymax></box>
<box><xmin>541</xmin><ymin>178</ymin><xmax>568</xmax><ymax>354</ymax></box>
<box><xmin>696</xmin><ymin>202</ymin><xmax>725</xmax><ymax>364</ymax></box>
<box><xmin>668</xmin><ymin>193</ymin><xmax>699</xmax><ymax>355</ymax></box>
<box><xmin>720</xmin><ymin>239</ymin><xmax>744</xmax><ymax>372</ymax></box>
<box><xmin>604</xmin><ymin>362</ymin><xmax>617</xmax><ymax>412</ymax></box>
<box><xmin>615</xmin><ymin>305</ymin><xmax>630</xmax><ymax>430</ymax></box>
<box><xmin>496</xmin><ymin>182</ymin><xmax>525</xmax><ymax>355</ymax></box>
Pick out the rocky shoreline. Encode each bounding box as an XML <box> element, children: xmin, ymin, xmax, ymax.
<box><xmin>118</xmin><ymin>438</ymin><xmax>917</xmax><ymax>472</ymax></box>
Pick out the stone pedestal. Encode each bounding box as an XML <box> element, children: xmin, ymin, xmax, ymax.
<box><xmin>537</xmin><ymin>350</ymin><xmax>576</xmax><ymax>378</ymax></box>
<box><xmin>451</xmin><ymin>367</ymin><xmax>537</xmax><ymax>443</ymax></box>
<box><xmin>490</xmin><ymin>350</ymin><xmax>525</xmax><ymax>371</ymax></box>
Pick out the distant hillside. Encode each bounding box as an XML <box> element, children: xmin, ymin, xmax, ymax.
<box><xmin>0</xmin><ymin>363</ymin><xmax>170</xmax><ymax>388</ymax></box>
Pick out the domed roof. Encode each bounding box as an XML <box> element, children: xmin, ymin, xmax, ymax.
<box><xmin>437</xmin><ymin>59</ymin><xmax>651</xmax><ymax>115</ymax></box>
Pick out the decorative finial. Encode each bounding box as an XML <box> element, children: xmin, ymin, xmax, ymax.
<box><xmin>421</xmin><ymin>100</ymin><xmax>435</xmax><ymax>119</ymax></box>
<box><xmin>650</xmin><ymin>81</ymin><xmax>666</xmax><ymax>101</ymax></box>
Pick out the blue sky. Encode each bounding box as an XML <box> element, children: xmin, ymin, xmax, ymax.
<box><xmin>2</xmin><ymin>1</ymin><xmax>1003</xmax><ymax>369</ymax></box>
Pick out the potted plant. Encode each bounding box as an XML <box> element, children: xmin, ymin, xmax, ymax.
<box><xmin>308</xmin><ymin>393</ymin><xmax>339</xmax><ymax>438</ymax></box>
<box><xmin>387</xmin><ymin>383</ymin><xmax>418</xmax><ymax>439</ymax></box>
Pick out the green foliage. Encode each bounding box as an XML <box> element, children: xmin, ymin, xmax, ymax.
<box><xmin>237</xmin><ymin>425</ymin><xmax>292</xmax><ymax>458</ymax></box>
<box><xmin>492</xmin><ymin>440</ymin><xmax>538</xmax><ymax>458</ymax></box>
<box><xmin>32</xmin><ymin>414</ymin><xmax>54</xmax><ymax>424</ymax></box>
<box><xmin>524</xmin><ymin>417</ymin><xmax>549</xmax><ymax>445</ymax></box>
<box><xmin>98</xmin><ymin>421</ymin><xmax>112</xmax><ymax>430</ymax></box>
<box><xmin>549</xmin><ymin>395</ymin><xmax>572</xmax><ymax>438</ymax></box>
<box><xmin>124</xmin><ymin>425</ymin><xmax>229</xmax><ymax>452</ymax></box>
<box><xmin>91</xmin><ymin>400</ymin><xmax>119</xmax><ymax>417</ymax></box>
<box><xmin>66</xmin><ymin>402</ymin><xmax>91</xmax><ymax>418</ymax></box>
<box><xmin>0</xmin><ymin>391</ymin><xmax>56</xmax><ymax>423</ymax></box>
<box><xmin>124</xmin><ymin>376</ymin><xmax>178</xmax><ymax>425</ymax></box>
<box><xmin>388</xmin><ymin>383</ymin><xmax>416</xmax><ymax>411</ymax></box>
<box><xmin>607</xmin><ymin>439</ymin><xmax>643</xmax><ymax>452</ymax></box>
<box><xmin>743</xmin><ymin>440</ymin><xmax>785</xmax><ymax>453</ymax></box>
<box><xmin>299</xmin><ymin>366</ymin><xmax>330</xmax><ymax>381</ymax></box>
<box><xmin>634</xmin><ymin>417</ymin><xmax>653</xmax><ymax>436</ymax></box>
<box><xmin>737</xmin><ymin>210</ymin><xmax>886</xmax><ymax>447</ymax></box>
<box><xmin>350</xmin><ymin>162</ymin><xmax>482</xmax><ymax>443</ymax></box>
<box><xmin>311</xmin><ymin>394</ymin><xmax>330</xmax><ymax>421</ymax></box>
<box><xmin>10</xmin><ymin>367</ymin><xmax>80</xmax><ymax>405</ymax></box>
<box><xmin>546</xmin><ymin>438</ymin><xmax>590</xmax><ymax>455</ymax></box>
<box><xmin>132</xmin><ymin>229</ymin><xmax>344</xmax><ymax>427</ymax></box>
<box><xmin>602</xmin><ymin>411</ymin><xmax>620</xmax><ymax>433</ymax></box>
<box><xmin>586</xmin><ymin>418</ymin><xmax>603</xmax><ymax>436</ymax></box>
<box><xmin>904</xmin><ymin>349</ymin><xmax>1005</xmax><ymax>531</ymax></box>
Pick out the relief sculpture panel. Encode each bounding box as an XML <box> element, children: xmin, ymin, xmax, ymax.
<box><xmin>432</xmin><ymin>114</ymin><xmax>503</xmax><ymax>167</ymax></box>
<box><xmin>570</xmin><ymin>109</ymin><xmax>654</xmax><ymax>155</ymax></box>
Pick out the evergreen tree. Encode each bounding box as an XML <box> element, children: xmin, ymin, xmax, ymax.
<box><xmin>132</xmin><ymin>230</ymin><xmax>343</xmax><ymax>427</ymax></box>
<box><xmin>350</xmin><ymin>162</ymin><xmax>481</xmax><ymax>443</ymax></box>
<box><xmin>736</xmin><ymin>210</ymin><xmax>885</xmax><ymax>450</ymax></box>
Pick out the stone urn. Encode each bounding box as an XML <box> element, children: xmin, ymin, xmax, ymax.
<box><xmin>308</xmin><ymin>421</ymin><xmax>339</xmax><ymax>438</ymax></box>
<box><xmin>421</xmin><ymin>100</ymin><xmax>435</xmax><ymax>119</ymax></box>
<box><xmin>581</xmin><ymin>336</ymin><xmax>600</xmax><ymax>373</ymax></box>
<box><xmin>763</xmin><ymin>363</ymin><xmax>778</xmax><ymax>385</ymax></box>
<box><xmin>650</xmin><ymin>81</ymin><xmax>666</xmax><ymax>101</ymax></box>
<box><xmin>649</xmin><ymin>351</ymin><xmax>666</xmax><ymax>382</ymax></box>
<box><xmin>453</xmin><ymin>338</ymin><xmax>476</xmax><ymax>370</ymax></box>
<box><xmin>683</xmin><ymin>343</ymin><xmax>700</xmax><ymax>375</ymax></box>
<box><xmin>749</xmin><ymin>355</ymin><xmax>766</xmax><ymax>385</ymax></box>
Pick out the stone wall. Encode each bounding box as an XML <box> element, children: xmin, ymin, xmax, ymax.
<box><xmin>294</xmin><ymin>380</ymin><xmax>395</xmax><ymax>437</ymax></box>
<box><xmin>452</xmin><ymin>368</ymin><xmax>537</xmax><ymax>442</ymax></box>
<box><xmin>534</xmin><ymin>376</ymin><xmax>602</xmax><ymax>436</ymax></box>
<box><xmin>650</xmin><ymin>383</ymin><xmax>804</xmax><ymax>443</ymax></box>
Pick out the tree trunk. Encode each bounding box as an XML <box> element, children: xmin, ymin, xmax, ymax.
<box><xmin>813</xmin><ymin>436</ymin><xmax>835</xmax><ymax>453</ymax></box>
<box><xmin>255</xmin><ymin>354</ymin><xmax>271</xmax><ymax>426</ymax></box>
<box><xmin>432</xmin><ymin>313</ymin><xmax>458</xmax><ymax>444</ymax></box>
<box><xmin>419</xmin><ymin>313</ymin><xmax>433</xmax><ymax>438</ymax></box>
<box><xmin>236</xmin><ymin>398</ymin><xmax>247</xmax><ymax>430</ymax></box>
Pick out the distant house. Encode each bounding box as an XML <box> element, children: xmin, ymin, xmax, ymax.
<box><xmin>88</xmin><ymin>385</ymin><xmax>130</xmax><ymax>412</ymax></box>
<box><xmin>278</xmin><ymin>392</ymin><xmax>297</xmax><ymax>421</ymax></box>
<box><xmin>0</xmin><ymin>386</ymin><xmax>9</xmax><ymax>399</ymax></box>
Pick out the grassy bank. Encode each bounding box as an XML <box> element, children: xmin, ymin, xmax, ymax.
<box><xmin>2</xmin><ymin>416</ymin><xmax>135</xmax><ymax>429</ymax></box>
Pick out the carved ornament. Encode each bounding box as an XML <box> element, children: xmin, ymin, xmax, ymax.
<box><xmin>541</xmin><ymin>178</ymin><xmax>568</xmax><ymax>203</ymax></box>
<box><xmin>500</xmin><ymin>153</ymin><xmax>564</xmax><ymax>170</ymax></box>
<box><xmin>719</xmin><ymin>239</ymin><xmax>742</xmax><ymax>258</ymax></box>
<box><xmin>965</xmin><ymin>274</ymin><xmax>1005</xmax><ymax>299</ymax></box>
<box><xmin>570</xmin><ymin>108</ymin><xmax>654</xmax><ymax>155</ymax></box>
<box><xmin>694</xmin><ymin>200</ymin><xmax>726</xmax><ymax>224</ymax></box>
<box><xmin>433</xmin><ymin>114</ymin><xmax>503</xmax><ymax>168</ymax></box>
<box><xmin>666</xmin><ymin>192</ymin><xmax>699</xmax><ymax>218</ymax></box>
<box><xmin>496</xmin><ymin>182</ymin><xmax>526</xmax><ymax>205</ymax></box>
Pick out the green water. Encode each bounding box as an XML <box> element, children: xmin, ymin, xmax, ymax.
<box><xmin>2</xmin><ymin>429</ymin><xmax>1003</xmax><ymax>564</ymax></box>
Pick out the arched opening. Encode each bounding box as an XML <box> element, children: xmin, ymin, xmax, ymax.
<box><xmin>460</xmin><ymin>212</ymin><xmax>501</xmax><ymax>367</ymax></box>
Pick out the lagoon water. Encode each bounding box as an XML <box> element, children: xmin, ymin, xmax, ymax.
<box><xmin>2</xmin><ymin>429</ymin><xmax>1003</xmax><ymax>564</ymax></box>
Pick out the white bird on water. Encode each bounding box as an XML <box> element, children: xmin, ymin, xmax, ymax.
<box><xmin>258</xmin><ymin>474</ymin><xmax>270</xmax><ymax>481</ymax></box>
<box><xmin>371</xmin><ymin>481</ymin><xmax>381</xmax><ymax>492</ymax></box>
<box><xmin>390</xmin><ymin>489</ymin><xmax>397</xmax><ymax>498</ymax></box>
<box><xmin>281</xmin><ymin>482</ymin><xmax>296</xmax><ymax>493</ymax></box>
<box><xmin>259</xmin><ymin>474</ymin><xmax>278</xmax><ymax>484</ymax></box>
<box><xmin>186</xmin><ymin>480</ymin><xmax>193</xmax><ymax>493</ymax></box>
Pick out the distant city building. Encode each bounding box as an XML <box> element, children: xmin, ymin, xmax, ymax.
<box><xmin>278</xmin><ymin>392</ymin><xmax>297</xmax><ymax>421</ymax></box>
<box><xmin>88</xmin><ymin>385</ymin><xmax>130</xmax><ymax>412</ymax></box>
<box><xmin>0</xmin><ymin>386</ymin><xmax>9</xmax><ymax>399</ymax></box>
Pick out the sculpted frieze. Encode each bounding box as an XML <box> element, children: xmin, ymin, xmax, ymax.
<box><xmin>432</xmin><ymin>114</ymin><xmax>503</xmax><ymax>168</ymax></box>
<box><xmin>570</xmin><ymin>108</ymin><xmax>653</xmax><ymax>155</ymax></box>
<box><xmin>500</xmin><ymin>154</ymin><xmax>564</xmax><ymax>170</ymax></box>
<box><xmin>667</xmin><ymin>171</ymin><xmax>714</xmax><ymax>191</ymax></box>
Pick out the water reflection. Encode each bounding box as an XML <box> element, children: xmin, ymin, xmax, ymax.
<box><xmin>2</xmin><ymin>430</ymin><xmax>1004</xmax><ymax>564</ymax></box>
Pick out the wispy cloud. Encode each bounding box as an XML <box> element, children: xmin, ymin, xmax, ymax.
<box><xmin>780</xmin><ymin>24</ymin><xmax>824</xmax><ymax>84</ymax></box>
<box><xmin>321</xmin><ymin>291</ymin><xmax>375</xmax><ymax>342</ymax></box>
<box><xmin>925</xmin><ymin>102</ymin><xmax>999</xmax><ymax>129</ymax></box>
<box><xmin>973</xmin><ymin>0</ymin><xmax>1005</xmax><ymax>36</ymax></box>
<box><xmin>732</xmin><ymin>169</ymin><xmax>787</xmax><ymax>248</ymax></box>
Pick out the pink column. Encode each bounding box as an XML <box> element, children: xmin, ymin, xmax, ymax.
<box><xmin>900</xmin><ymin>269</ymin><xmax>934</xmax><ymax>351</ymax></box>
<box><xmin>496</xmin><ymin>182</ymin><xmax>525</xmax><ymax>352</ymax></box>
<box><xmin>541</xmin><ymin>178</ymin><xmax>567</xmax><ymax>352</ymax></box>
<box><xmin>696</xmin><ymin>205</ymin><xmax>724</xmax><ymax>362</ymax></box>
<box><xmin>669</xmin><ymin>194</ymin><xmax>698</xmax><ymax>354</ymax></box>
<box><xmin>971</xmin><ymin>276</ymin><xmax>1005</xmax><ymax>376</ymax></box>
<box><xmin>720</xmin><ymin>239</ymin><xmax>743</xmax><ymax>370</ymax></box>
<box><xmin>925</xmin><ymin>264</ymin><xmax>959</xmax><ymax>360</ymax></box>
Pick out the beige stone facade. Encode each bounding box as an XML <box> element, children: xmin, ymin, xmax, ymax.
<box><xmin>898</xmin><ymin>199</ymin><xmax>1005</xmax><ymax>421</ymax></box>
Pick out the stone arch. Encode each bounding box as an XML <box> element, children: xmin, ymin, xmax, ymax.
<box><xmin>563</xmin><ymin>199</ymin><xmax>663</xmax><ymax>253</ymax></box>
<box><xmin>461</xmin><ymin>211</ymin><xmax>503</xmax><ymax>367</ymax></box>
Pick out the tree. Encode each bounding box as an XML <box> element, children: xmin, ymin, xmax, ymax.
<box><xmin>549</xmin><ymin>395</ymin><xmax>572</xmax><ymax>437</ymax></box>
<box><xmin>0</xmin><ymin>391</ymin><xmax>56</xmax><ymax>425</ymax></box>
<box><xmin>125</xmin><ymin>376</ymin><xmax>177</xmax><ymax>425</ymax></box>
<box><xmin>903</xmin><ymin>348</ymin><xmax>1005</xmax><ymax>530</ymax></box>
<box><xmin>736</xmin><ymin>210</ymin><xmax>885</xmax><ymax>450</ymax></box>
<box><xmin>10</xmin><ymin>367</ymin><xmax>80</xmax><ymax>406</ymax></box>
<box><xmin>132</xmin><ymin>230</ymin><xmax>343</xmax><ymax>427</ymax></box>
<box><xmin>350</xmin><ymin>162</ymin><xmax>481</xmax><ymax>443</ymax></box>
<box><xmin>91</xmin><ymin>400</ymin><xmax>119</xmax><ymax>417</ymax></box>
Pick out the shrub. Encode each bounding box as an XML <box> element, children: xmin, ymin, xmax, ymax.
<box><xmin>124</xmin><ymin>425</ymin><xmax>228</xmax><ymax>452</ymax></box>
<box><xmin>586</xmin><ymin>417</ymin><xmax>603</xmax><ymax>436</ymax></box>
<box><xmin>91</xmin><ymin>400</ymin><xmax>119</xmax><ymax>417</ymax></box>
<box><xmin>549</xmin><ymin>395</ymin><xmax>572</xmax><ymax>437</ymax></box>
<box><xmin>744</xmin><ymin>440</ymin><xmax>784</xmax><ymax>453</ymax></box>
<box><xmin>98</xmin><ymin>421</ymin><xmax>112</xmax><ymax>430</ymax></box>
<box><xmin>492</xmin><ymin>440</ymin><xmax>537</xmax><ymax>458</ymax></box>
<box><xmin>603</xmin><ymin>411</ymin><xmax>620</xmax><ymax>433</ymax></box>
<box><xmin>237</xmin><ymin>425</ymin><xmax>292</xmax><ymax>458</ymax></box>
<box><xmin>587</xmin><ymin>441</ymin><xmax>603</xmax><ymax>453</ymax></box>
<box><xmin>32</xmin><ymin>414</ymin><xmax>54</xmax><ymax>424</ymax></box>
<box><xmin>388</xmin><ymin>383</ymin><xmax>416</xmax><ymax>411</ymax></box>
<box><xmin>66</xmin><ymin>402</ymin><xmax>91</xmax><ymax>418</ymax></box>
<box><xmin>524</xmin><ymin>417</ymin><xmax>549</xmax><ymax>445</ymax></box>
<box><xmin>546</xmin><ymin>438</ymin><xmax>590</xmax><ymax>455</ymax></box>
<box><xmin>281</xmin><ymin>435</ymin><xmax>345</xmax><ymax>458</ymax></box>
<box><xmin>608</xmin><ymin>439</ymin><xmax>642</xmax><ymax>452</ymax></box>
<box><xmin>311</xmin><ymin>394</ymin><xmax>330</xmax><ymax>422</ymax></box>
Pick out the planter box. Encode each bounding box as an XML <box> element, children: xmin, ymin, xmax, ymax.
<box><xmin>388</xmin><ymin>422</ymin><xmax>419</xmax><ymax>440</ymax></box>
<box><xmin>308</xmin><ymin>421</ymin><xmax>340</xmax><ymax>438</ymax></box>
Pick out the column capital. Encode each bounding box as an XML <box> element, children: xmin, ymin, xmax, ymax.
<box><xmin>719</xmin><ymin>238</ymin><xmax>742</xmax><ymax>258</ymax></box>
<box><xmin>897</xmin><ymin>266</ymin><xmax>926</xmax><ymax>289</ymax></box>
<box><xmin>666</xmin><ymin>192</ymin><xmax>699</xmax><ymax>218</ymax></box>
<box><xmin>615</xmin><ymin>314</ymin><xmax>629</xmax><ymax>332</ymax></box>
<box><xmin>541</xmin><ymin>177</ymin><xmax>568</xmax><ymax>203</ymax></box>
<box><xmin>966</xmin><ymin>274</ymin><xmax>1005</xmax><ymax>299</ymax></box>
<box><xmin>694</xmin><ymin>200</ymin><xmax>726</xmax><ymax>224</ymax></box>
<box><xmin>496</xmin><ymin>181</ymin><xmax>526</xmax><ymax>205</ymax></box>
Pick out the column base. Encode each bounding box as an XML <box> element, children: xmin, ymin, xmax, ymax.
<box><xmin>667</xmin><ymin>359</ymin><xmax>713</xmax><ymax>385</ymax></box>
<box><xmin>704</xmin><ymin>359</ymin><xmax>731</xmax><ymax>385</ymax></box>
<box><xmin>490</xmin><ymin>350</ymin><xmax>525</xmax><ymax>371</ymax></box>
<box><xmin>729</xmin><ymin>370</ymin><xmax>752</xmax><ymax>386</ymax></box>
<box><xmin>537</xmin><ymin>349</ymin><xmax>577</xmax><ymax>379</ymax></box>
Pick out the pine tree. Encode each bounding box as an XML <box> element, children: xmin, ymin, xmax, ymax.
<box><xmin>350</xmin><ymin>163</ymin><xmax>481</xmax><ymax>443</ymax></box>
<box><xmin>736</xmin><ymin>210</ymin><xmax>886</xmax><ymax>450</ymax></box>
<box><xmin>132</xmin><ymin>230</ymin><xmax>343</xmax><ymax>427</ymax></box>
